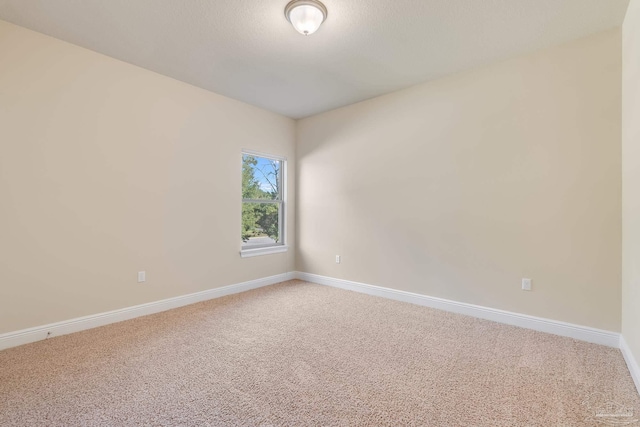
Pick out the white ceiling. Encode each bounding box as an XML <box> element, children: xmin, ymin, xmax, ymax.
<box><xmin>0</xmin><ymin>0</ymin><xmax>630</xmax><ymax>119</ymax></box>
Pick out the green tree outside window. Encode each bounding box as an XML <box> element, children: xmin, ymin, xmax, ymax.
<box><xmin>241</xmin><ymin>154</ymin><xmax>283</xmax><ymax>246</ymax></box>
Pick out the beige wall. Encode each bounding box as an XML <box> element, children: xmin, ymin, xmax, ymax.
<box><xmin>622</xmin><ymin>0</ymin><xmax>640</xmax><ymax>365</ymax></box>
<box><xmin>0</xmin><ymin>17</ymin><xmax>626</xmax><ymax>337</ymax></box>
<box><xmin>0</xmin><ymin>20</ymin><xmax>296</xmax><ymax>334</ymax></box>
<box><xmin>296</xmin><ymin>30</ymin><xmax>622</xmax><ymax>331</ymax></box>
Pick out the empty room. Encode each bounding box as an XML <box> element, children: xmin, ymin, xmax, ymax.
<box><xmin>1</xmin><ymin>0</ymin><xmax>640</xmax><ymax>425</ymax></box>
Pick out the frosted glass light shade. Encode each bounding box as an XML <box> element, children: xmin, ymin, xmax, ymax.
<box><xmin>285</xmin><ymin>0</ymin><xmax>327</xmax><ymax>35</ymax></box>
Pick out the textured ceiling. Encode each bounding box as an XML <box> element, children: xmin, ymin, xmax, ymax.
<box><xmin>0</xmin><ymin>0</ymin><xmax>630</xmax><ymax>118</ymax></box>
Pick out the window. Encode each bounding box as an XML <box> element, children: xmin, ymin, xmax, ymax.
<box><xmin>240</xmin><ymin>151</ymin><xmax>287</xmax><ymax>257</ymax></box>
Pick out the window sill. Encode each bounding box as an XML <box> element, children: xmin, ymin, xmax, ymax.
<box><xmin>240</xmin><ymin>245</ymin><xmax>289</xmax><ymax>258</ymax></box>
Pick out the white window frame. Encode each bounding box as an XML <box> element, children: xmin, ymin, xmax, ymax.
<box><xmin>240</xmin><ymin>149</ymin><xmax>288</xmax><ymax>258</ymax></box>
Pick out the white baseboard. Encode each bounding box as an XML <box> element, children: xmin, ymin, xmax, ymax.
<box><xmin>0</xmin><ymin>270</ymin><xmax>626</xmax><ymax>355</ymax></box>
<box><xmin>0</xmin><ymin>272</ymin><xmax>295</xmax><ymax>351</ymax></box>
<box><xmin>294</xmin><ymin>271</ymin><xmax>620</xmax><ymax>348</ymax></box>
<box><xmin>621</xmin><ymin>335</ymin><xmax>640</xmax><ymax>395</ymax></box>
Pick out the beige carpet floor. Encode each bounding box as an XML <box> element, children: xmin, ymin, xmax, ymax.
<box><xmin>0</xmin><ymin>280</ymin><xmax>638</xmax><ymax>426</ymax></box>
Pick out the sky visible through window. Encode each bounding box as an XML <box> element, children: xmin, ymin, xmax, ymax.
<box><xmin>253</xmin><ymin>156</ymin><xmax>278</xmax><ymax>194</ymax></box>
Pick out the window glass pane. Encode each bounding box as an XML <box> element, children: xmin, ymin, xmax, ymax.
<box><xmin>242</xmin><ymin>202</ymin><xmax>280</xmax><ymax>246</ymax></box>
<box><xmin>242</xmin><ymin>154</ymin><xmax>281</xmax><ymax>200</ymax></box>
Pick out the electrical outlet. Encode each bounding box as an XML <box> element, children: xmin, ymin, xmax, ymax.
<box><xmin>522</xmin><ymin>278</ymin><xmax>532</xmax><ymax>291</ymax></box>
<box><xmin>138</xmin><ymin>271</ymin><xmax>146</xmax><ymax>283</ymax></box>
<box><xmin>336</xmin><ymin>255</ymin><xmax>341</xmax><ymax>264</ymax></box>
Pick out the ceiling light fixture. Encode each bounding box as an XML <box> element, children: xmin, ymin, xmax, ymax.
<box><xmin>284</xmin><ymin>0</ymin><xmax>327</xmax><ymax>36</ymax></box>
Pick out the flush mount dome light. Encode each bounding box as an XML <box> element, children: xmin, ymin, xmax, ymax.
<box><xmin>285</xmin><ymin>0</ymin><xmax>327</xmax><ymax>35</ymax></box>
